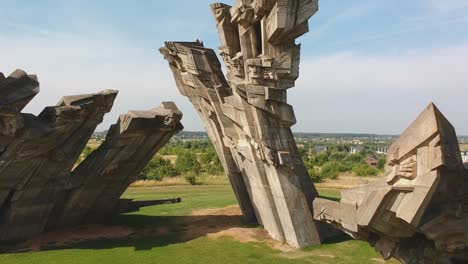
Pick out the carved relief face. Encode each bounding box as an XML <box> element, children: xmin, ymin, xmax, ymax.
<box><xmin>248</xmin><ymin>64</ymin><xmax>262</xmax><ymax>79</ymax></box>
<box><xmin>219</xmin><ymin>50</ymin><xmax>231</xmax><ymax>65</ymax></box>
<box><xmin>219</xmin><ymin>51</ymin><xmax>245</xmax><ymax>78</ymax></box>
<box><xmin>246</xmin><ymin>59</ymin><xmax>263</xmax><ymax>82</ymax></box>
<box><xmin>231</xmin><ymin>56</ymin><xmax>245</xmax><ymax>78</ymax></box>
<box><xmin>212</xmin><ymin>4</ymin><xmax>228</xmax><ymax>22</ymax></box>
<box><xmin>159</xmin><ymin>47</ymin><xmax>176</xmax><ymax>65</ymax></box>
<box><xmin>233</xmin><ymin>5</ymin><xmax>255</xmax><ymax>27</ymax></box>
<box><xmin>164</xmin><ymin>114</ymin><xmax>180</xmax><ymax>126</ymax></box>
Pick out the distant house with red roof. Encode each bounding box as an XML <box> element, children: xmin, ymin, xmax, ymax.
<box><xmin>366</xmin><ymin>157</ymin><xmax>378</xmax><ymax>167</ymax></box>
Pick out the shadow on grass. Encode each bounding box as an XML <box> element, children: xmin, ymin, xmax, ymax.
<box><xmin>318</xmin><ymin>195</ymin><xmax>340</xmax><ymax>202</ymax></box>
<box><xmin>322</xmin><ymin>234</ymin><xmax>352</xmax><ymax>244</ymax></box>
<box><xmin>1</xmin><ymin>213</ymin><xmax>250</xmax><ymax>254</ymax></box>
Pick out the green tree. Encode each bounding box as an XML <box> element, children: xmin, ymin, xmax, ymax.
<box><xmin>140</xmin><ymin>155</ymin><xmax>178</xmax><ymax>181</ymax></box>
<box><xmin>352</xmin><ymin>164</ymin><xmax>378</xmax><ymax>177</ymax></box>
<box><xmin>184</xmin><ymin>141</ymin><xmax>192</xmax><ymax>149</ymax></box>
<box><xmin>329</xmin><ymin>151</ymin><xmax>347</xmax><ymax>162</ymax></box>
<box><xmin>377</xmin><ymin>157</ymin><xmax>386</xmax><ymax>170</ymax></box>
<box><xmin>310</xmin><ymin>152</ymin><xmax>330</xmax><ymax>166</ymax></box>
<box><xmin>176</xmin><ymin>151</ymin><xmax>201</xmax><ymax>175</ymax></box>
<box><xmin>344</xmin><ymin>153</ymin><xmax>364</xmax><ymax>164</ymax></box>
<box><xmin>82</xmin><ymin>146</ymin><xmax>94</xmax><ymax>158</ymax></box>
<box><xmin>185</xmin><ymin>172</ymin><xmax>202</xmax><ymax>185</ymax></box>
<box><xmin>298</xmin><ymin>147</ymin><xmax>309</xmax><ymax>162</ymax></box>
<box><xmin>200</xmin><ymin>148</ymin><xmax>224</xmax><ymax>175</ymax></box>
<box><xmin>308</xmin><ymin>168</ymin><xmax>323</xmax><ymax>183</ymax></box>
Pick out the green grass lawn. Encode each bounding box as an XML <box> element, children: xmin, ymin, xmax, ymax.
<box><xmin>0</xmin><ymin>186</ymin><xmax>397</xmax><ymax>264</ymax></box>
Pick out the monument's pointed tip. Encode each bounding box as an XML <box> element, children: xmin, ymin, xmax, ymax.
<box><xmin>427</xmin><ymin>102</ymin><xmax>439</xmax><ymax>111</ymax></box>
<box><xmin>425</xmin><ymin>102</ymin><xmax>448</xmax><ymax>123</ymax></box>
<box><xmin>421</xmin><ymin>102</ymin><xmax>445</xmax><ymax>123</ymax></box>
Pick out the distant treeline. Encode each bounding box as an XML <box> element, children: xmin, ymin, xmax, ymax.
<box><xmin>92</xmin><ymin>130</ymin><xmax>468</xmax><ymax>142</ymax></box>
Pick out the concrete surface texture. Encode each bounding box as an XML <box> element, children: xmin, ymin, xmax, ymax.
<box><xmin>314</xmin><ymin>103</ymin><xmax>468</xmax><ymax>263</ymax></box>
<box><xmin>0</xmin><ymin>69</ymin><xmax>183</xmax><ymax>241</ymax></box>
<box><xmin>160</xmin><ymin>0</ymin><xmax>322</xmax><ymax>248</ymax></box>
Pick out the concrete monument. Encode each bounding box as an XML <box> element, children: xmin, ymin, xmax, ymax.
<box><xmin>161</xmin><ymin>0</ymin><xmax>321</xmax><ymax>248</ymax></box>
<box><xmin>54</xmin><ymin>102</ymin><xmax>183</xmax><ymax>228</ymax></box>
<box><xmin>0</xmin><ymin>70</ymin><xmax>183</xmax><ymax>241</ymax></box>
<box><xmin>313</xmin><ymin>103</ymin><xmax>468</xmax><ymax>263</ymax></box>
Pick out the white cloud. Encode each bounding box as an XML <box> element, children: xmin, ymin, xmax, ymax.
<box><xmin>308</xmin><ymin>0</ymin><xmax>381</xmax><ymax>42</ymax></box>
<box><xmin>2</xmin><ymin>15</ymin><xmax>468</xmax><ymax>135</ymax></box>
<box><xmin>428</xmin><ymin>0</ymin><xmax>468</xmax><ymax>12</ymax></box>
<box><xmin>0</xmin><ymin>27</ymin><xmax>199</xmax><ymax>131</ymax></box>
<box><xmin>291</xmin><ymin>44</ymin><xmax>468</xmax><ymax>134</ymax></box>
<box><xmin>298</xmin><ymin>45</ymin><xmax>468</xmax><ymax>94</ymax></box>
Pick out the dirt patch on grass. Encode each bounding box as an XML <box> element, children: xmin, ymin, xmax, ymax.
<box><xmin>191</xmin><ymin>205</ymin><xmax>243</xmax><ymax>216</ymax></box>
<box><xmin>11</xmin><ymin>205</ymin><xmax>340</xmax><ymax>259</ymax></box>
<box><xmin>18</xmin><ymin>225</ymin><xmax>133</xmax><ymax>252</ymax></box>
<box><xmin>191</xmin><ymin>206</ymin><xmax>302</xmax><ymax>253</ymax></box>
<box><xmin>277</xmin><ymin>251</ymin><xmax>336</xmax><ymax>259</ymax></box>
<box><xmin>370</xmin><ymin>258</ymin><xmax>389</xmax><ymax>263</ymax></box>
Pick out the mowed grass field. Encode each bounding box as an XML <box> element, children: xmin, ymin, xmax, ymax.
<box><xmin>0</xmin><ymin>186</ymin><xmax>397</xmax><ymax>264</ymax></box>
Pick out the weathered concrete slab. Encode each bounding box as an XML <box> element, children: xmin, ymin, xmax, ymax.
<box><xmin>0</xmin><ymin>69</ymin><xmax>184</xmax><ymax>241</ymax></box>
<box><xmin>0</xmin><ymin>69</ymin><xmax>39</xmax><ymax>152</ymax></box>
<box><xmin>160</xmin><ymin>0</ymin><xmax>321</xmax><ymax>248</ymax></box>
<box><xmin>0</xmin><ymin>79</ymin><xmax>118</xmax><ymax>240</ymax></box>
<box><xmin>314</xmin><ymin>103</ymin><xmax>468</xmax><ymax>263</ymax></box>
<box><xmin>54</xmin><ymin>102</ymin><xmax>183</xmax><ymax>227</ymax></box>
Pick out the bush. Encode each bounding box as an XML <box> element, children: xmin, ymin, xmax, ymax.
<box><xmin>298</xmin><ymin>147</ymin><xmax>309</xmax><ymax>162</ymax></box>
<box><xmin>329</xmin><ymin>151</ymin><xmax>347</xmax><ymax>162</ymax></box>
<box><xmin>185</xmin><ymin>173</ymin><xmax>202</xmax><ymax>185</ymax></box>
<box><xmin>200</xmin><ymin>148</ymin><xmax>224</xmax><ymax>175</ymax></box>
<box><xmin>344</xmin><ymin>153</ymin><xmax>364</xmax><ymax>164</ymax></box>
<box><xmin>206</xmin><ymin>162</ymin><xmax>224</xmax><ymax>175</ymax></box>
<box><xmin>310</xmin><ymin>152</ymin><xmax>330</xmax><ymax>166</ymax></box>
<box><xmin>377</xmin><ymin>157</ymin><xmax>386</xmax><ymax>170</ymax></box>
<box><xmin>320</xmin><ymin>162</ymin><xmax>340</xmax><ymax>179</ymax></box>
<box><xmin>140</xmin><ymin>155</ymin><xmax>178</xmax><ymax>181</ymax></box>
<box><xmin>176</xmin><ymin>151</ymin><xmax>201</xmax><ymax>175</ymax></box>
<box><xmin>82</xmin><ymin>146</ymin><xmax>94</xmax><ymax>158</ymax></box>
<box><xmin>338</xmin><ymin>161</ymin><xmax>354</xmax><ymax>172</ymax></box>
<box><xmin>352</xmin><ymin>164</ymin><xmax>378</xmax><ymax>177</ymax></box>
<box><xmin>308</xmin><ymin>168</ymin><xmax>324</xmax><ymax>183</ymax></box>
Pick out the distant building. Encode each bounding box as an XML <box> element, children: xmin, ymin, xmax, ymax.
<box><xmin>314</xmin><ymin>145</ymin><xmax>328</xmax><ymax>154</ymax></box>
<box><xmin>350</xmin><ymin>146</ymin><xmax>364</xmax><ymax>154</ymax></box>
<box><xmin>376</xmin><ymin>147</ymin><xmax>388</xmax><ymax>155</ymax></box>
<box><xmin>366</xmin><ymin>157</ymin><xmax>378</xmax><ymax>167</ymax></box>
<box><xmin>461</xmin><ymin>151</ymin><xmax>468</xmax><ymax>163</ymax></box>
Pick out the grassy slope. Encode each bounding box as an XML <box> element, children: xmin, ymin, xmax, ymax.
<box><xmin>0</xmin><ymin>186</ymin><xmax>396</xmax><ymax>264</ymax></box>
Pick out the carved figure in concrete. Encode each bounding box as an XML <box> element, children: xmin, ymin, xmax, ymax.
<box><xmin>0</xmin><ymin>70</ymin><xmax>183</xmax><ymax>241</ymax></box>
<box><xmin>313</xmin><ymin>103</ymin><xmax>468</xmax><ymax>263</ymax></box>
<box><xmin>160</xmin><ymin>0</ymin><xmax>321</xmax><ymax>248</ymax></box>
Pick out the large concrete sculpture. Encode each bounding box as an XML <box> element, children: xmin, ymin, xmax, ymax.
<box><xmin>0</xmin><ymin>70</ymin><xmax>183</xmax><ymax>241</ymax></box>
<box><xmin>54</xmin><ymin>102</ymin><xmax>183</xmax><ymax>228</ymax></box>
<box><xmin>160</xmin><ymin>0</ymin><xmax>321</xmax><ymax>248</ymax></box>
<box><xmin>313</xmin><ymin>103</ymin><xmax>468</xmax><ymax>263</ymax></box>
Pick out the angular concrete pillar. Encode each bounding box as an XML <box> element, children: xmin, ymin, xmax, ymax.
<box><xmin>54</xmin><ymin>102</ymin><xmax>183</xmax><ymax>227</ymax></box>
<box><xmin>160</xmin><ymin>0</ymin><xmax>322</xmax><ymax>247</ymax></box>
<box><xmin>0</xmin><ymin>71</ymin><xmax>118</xmax><ymax>240</ymax></box>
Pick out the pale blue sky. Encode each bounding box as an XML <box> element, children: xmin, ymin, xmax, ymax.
<box><xmin>1</xmin><ymin>0</ymin><xmax>468</xmax><ymax>134</ymax></box>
